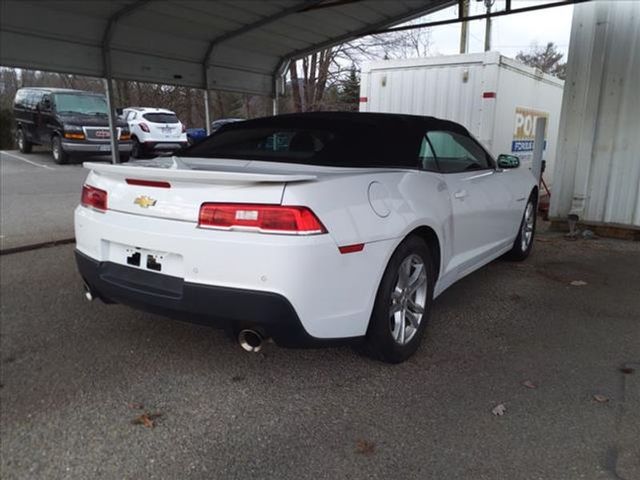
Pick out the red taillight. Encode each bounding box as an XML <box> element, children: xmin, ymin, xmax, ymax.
<box><xmin>139</xmin><ymin>122</ymin><xmax>150</xmax><ymax>132</ymax></box>
<box><xmin>181</xmin><ymin>124</ymin><xmax>186</xmax><ymax>133</ymax></box>
<box><xmin>198</xmin><ymin>203</ymin><xmax>327</xmax><ymax>235</ymax></box>
<box><xmin>81</xmin><ymin>185</ymin><xmax>107</xmax><ymax>212</ymax></box>
<box><xmin>126</xmin><ymin>178</ymin><xmax>171</xmax><ymax>188</ymax></box>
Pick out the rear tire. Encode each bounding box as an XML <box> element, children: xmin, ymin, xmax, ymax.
<box><xmin>505</xmin><ymin>194</ymin><xmax>537</xmax><ymax>261</ymax></box>
<box><xmin>364</xmin><ymin>235</ymin><xmax>434</xmax><ymax>364</ymax></box>
<box><xmin>17</xmin><ymin>129</ymin><xmax>33</xmax><ymax>153</ymax></box>
<box><xmin>131</xmin><ymin>138</ymin><xmax>144</xmax><ymax>159</ymax></box>
<box><xmin>51</xmin><ymin>135</ymin><xmax>68</xmax><ymax>164</ymax></box>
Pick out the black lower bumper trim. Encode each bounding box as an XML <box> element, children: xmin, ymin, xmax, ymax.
<box><xmin>75</xmin><ymin>250</ymin><xmax>355</xmax><ymax>348</ymax></box>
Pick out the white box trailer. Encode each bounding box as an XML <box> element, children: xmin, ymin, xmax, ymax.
<box><xmin>360</xmin><ymin>52</ymin><xmax>564</xmax><ymax>187</ymax></box>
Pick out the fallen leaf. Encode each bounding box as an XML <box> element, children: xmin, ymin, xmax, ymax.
<box><xmin>491</xmin><ymin>403</ymin><xmax>507</xmax><ymax>416</ymax></box>
<box><xmin>592</xmin><ymin>394</ymin><xmax>609</xmax><ymax>403</ymax></box>
<box><xmin>570</xmin><ymin>280</ymin><xmax>588</xmax><ymax>286</ymax></box>
<box><xmin>132</xmin><ymin>412</ymin><xmax>162</xmax><ymax>428</ymax></box>
<box><xmin>127</xmin><ymin>402</ymin><xmax>144</xmax><ymax>410</ymax></box>
<box><xmin>619</xmin><ymin>367</ymin><xmax>635</xmax><ymax>375</ymax></box>
<box><xmin>355</xmin><ymin>439</ymin><xmax>375</xmax><ymax>455</ymax></box>
<box><xmin>522</xmin><ymin>380</ymin><xmax>537</xmax><ymax>389</ymax></box>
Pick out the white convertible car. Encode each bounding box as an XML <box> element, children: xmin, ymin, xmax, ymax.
<box><xmin>75</xmin><ymin>112</ymin><xmax>537</xmax><ymax>363</ymax></box>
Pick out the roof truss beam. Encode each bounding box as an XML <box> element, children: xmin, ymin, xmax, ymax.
<box><xmin>202</xmin><ymin>0</ymin><xmax>324</xmax><ymax>66</ymax></box>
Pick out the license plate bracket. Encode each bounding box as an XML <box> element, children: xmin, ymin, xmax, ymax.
<box><xmin>105</xmin><ymin>241</ymin><xmax>183</xmax><ymax>278</ymax></box>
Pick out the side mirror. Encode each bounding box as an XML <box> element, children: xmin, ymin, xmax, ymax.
<box><xmin>116</xmin><ymin>108</ymin><xmax>124</xmax><ymax>116</ymax></box>
<box><xmin>43</xmin><ymin>99</ymin><xmax>52</xmax><ymax>110</ymax></box>
<box><xmin>497</xmin><ymin>154</ymin><xmax>520</xmax><ymax>169</ymax></box>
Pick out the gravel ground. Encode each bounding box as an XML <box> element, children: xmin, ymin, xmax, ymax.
<box><xmin>1</xmin><ymin>231</ymin><xmax>639</xmax><ymax>479</ymax></box>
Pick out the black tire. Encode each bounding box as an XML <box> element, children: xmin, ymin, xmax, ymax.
<box><xmin>364</xmin><ymin>235</ymin><xmax>435</xmax><ymax>364</ymax></box>
<box><xmin>131</xmin><ymin>137</ymin><xmax>144</xmax><ymax>159</ymax></box>
<box><xmin>505</xmin><ymin>194</ymin><xmax>537</xmax><ymax>261</ymax></box>
<box><xmin>51</xmin><ymin>135</ymin><xmax>69</xmax><ymax>164</ymax></box>
<box><xmin>119</xmin><ymin>153</ymin><xmax>130</xmax><ymax>163</ymax></box>
<box><xmin>16</xmin><ymin>129</ymin><xmax>33</xmax><ymax>153</ymax></box>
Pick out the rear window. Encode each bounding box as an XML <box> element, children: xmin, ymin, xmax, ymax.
<box><xmin>143</xmin><ymin>113</ymin><xmax>179</xmax><ymax>124</ymax></box>
<box><xmin>182</xmin><ymin>124</ymin><xmax>382</xmax><ymax>167</ymax></box>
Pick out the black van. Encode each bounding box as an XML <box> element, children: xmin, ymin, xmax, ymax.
<box><xmin>13</xmin><ymin>88</ymin><xmax>132</xmax><ymax>164</ymax></box>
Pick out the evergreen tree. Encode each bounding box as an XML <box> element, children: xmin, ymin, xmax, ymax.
<box><xmin>516</xmin><ymin>42</ymin><xmax>567</xmax><ymax>80</ymax></box>
<box><xmin>338</xmin><ymin>65</ymin><xmax>360</xmax><ymax>111</ymax></box>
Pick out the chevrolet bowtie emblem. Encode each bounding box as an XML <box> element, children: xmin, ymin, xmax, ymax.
<box><xmin>134</xmin><ymin>195</ymin><xmax>157</xmax><ymax>208</ymax></box>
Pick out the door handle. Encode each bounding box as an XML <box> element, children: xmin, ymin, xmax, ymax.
<box><xmin>454</xmin><ymin>190</ymin><xmax>468</xmax><ymax>200</ymax></box>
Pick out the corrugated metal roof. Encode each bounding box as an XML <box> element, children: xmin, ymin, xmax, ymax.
<box><xmin>549</xmin><ymin>0</ymin><xmax>640</xmax><ymax>228</ymax></box>
<box><xmin>0</xmin><ymin>0</ymin><xmax>453</xmax><ymax>96</ymax></box>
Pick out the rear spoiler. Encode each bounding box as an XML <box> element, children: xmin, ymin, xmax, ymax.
<box><xmin>83</xmin><ymin>162</ymin><xmax>317</xmax><ymax>184</ymax></box>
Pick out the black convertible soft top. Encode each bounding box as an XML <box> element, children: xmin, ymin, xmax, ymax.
<box><xmin>182</xmin><ymin>111</ymin><xmax>471</xmax><ymax>168</ymax></box>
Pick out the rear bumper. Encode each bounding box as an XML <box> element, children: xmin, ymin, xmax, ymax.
<box><xmin>76</xmin><ymin>250</ymin><xmax>335</xmax><ymax>347</ymax></box>
<box><xmin>62</xmin><ymin>141</ymin><xmax>132</xmax><ymax>153</ymax></box>
<box><xmin>143</xmin><ymin>141</ymin><xmax>188</xmax><ymax>151</ymax></box>
<box><xmin>75</xmin><ymin>206</ymin><xmax>393</xmax><ymax>342</ymax></box>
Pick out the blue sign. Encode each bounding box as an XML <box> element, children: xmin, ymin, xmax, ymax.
<box><xmin>511</xmin><ymin>140</ymin><xmax>547</xmax><ymax>152</ymax></box>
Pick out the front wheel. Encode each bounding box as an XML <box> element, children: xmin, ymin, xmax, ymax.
<box><xmin>364</xmin><ymin>236</ymin><xmax>434</xmax><ymax>363</ymax></box>
<box><xmin>51</xmin><ymin>135</ymin><xmax>69</xmax><ymax>164</ymax></box>
<box><xmin>17</xmin><ymin>129</ymin><xmax>33</xmax><ymax>153</ymax></box>
<box><xmin>505</xmin><ymin>195</ymin><xmax>537</xmax><ymax>261</ymax></box>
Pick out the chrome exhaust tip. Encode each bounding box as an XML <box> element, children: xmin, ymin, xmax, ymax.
<box><xmin>238</xmin><ymin>329</ymin><xmax>263</xmax><ymax>353</ymax></box>
<box><xmin>83</xmin><ymin>284</ymin><xmax>94</xmax><ymax>301</ymax></box>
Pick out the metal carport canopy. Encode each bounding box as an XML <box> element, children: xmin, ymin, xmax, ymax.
<box><xmin>0</xmin><ymin>0</ymin><xmax>453</xmax><ymax>97</ymax></box>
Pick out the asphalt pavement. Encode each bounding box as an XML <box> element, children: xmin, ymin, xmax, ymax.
<box><xmin>1</xmin><ymin>233</ymin><xmax>639</xmax><ymax>479</ymax></box>
<box><xmin>0</xmin><ymin>149</ymin><xmax>109</xmax><ymax>251</ymax></box>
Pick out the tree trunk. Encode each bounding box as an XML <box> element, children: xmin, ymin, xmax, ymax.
<box><xmin>314</xmin><ymin>48</ymin><xmax>332</xmax><ymax>109</ymax></box>
<box><xmin>214</xmin><ymin>91</ymin><xmax>225</xmax><ymax>118</ymax></box>
<box><xmin>289</xmin><ymin>61</ymin><xmax>303</xmax><ymax>112</ymax></box>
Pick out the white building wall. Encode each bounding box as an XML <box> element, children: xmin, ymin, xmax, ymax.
<box><xmin>549</xmin><ymin>0</ymin><xmax>640</xmax><ymax>228</ymax></box>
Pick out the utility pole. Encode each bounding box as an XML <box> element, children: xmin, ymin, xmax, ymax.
<box><xmin>459</xmin><ymin>0</ymin><xmax>469</xmax><ymax>54</ymax></box>
<box><xmin>484</xmin><ymin>0</ymin><xmax>494</xmax><ymax>52</ymax></box>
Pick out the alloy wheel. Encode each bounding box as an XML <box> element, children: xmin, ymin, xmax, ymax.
<box><xmin>389</xmin><ymin>254</ymin><xmax>428</xmax><ymax>345</ymax></box>
<box><xmin>521</xmin><ymin>201</ymin><xmax>535</xmax><ymax>251</ymax></box>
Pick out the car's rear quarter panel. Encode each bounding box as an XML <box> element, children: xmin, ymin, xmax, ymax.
<box><xmin>283</xmin><ymin>169</ymin><xmax>453</xmax><ymax>291</ymax></box>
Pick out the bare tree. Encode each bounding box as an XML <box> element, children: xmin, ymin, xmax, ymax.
<box><xmin>286</xmin><ymin>22</ymin><xmax>432</xmax><ymax>113</ymax></box>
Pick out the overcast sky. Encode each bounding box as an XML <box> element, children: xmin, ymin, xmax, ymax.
<box><xmin>415</xmin><ymin>0</ymin><xmax>574</xmax><ymax>59</ymax></box>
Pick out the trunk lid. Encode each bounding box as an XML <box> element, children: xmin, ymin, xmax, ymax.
<box><xmin>148</xmin><ymin>121</ymin><xmax>182</xmax><ymax>139</ymax></box>
<box><xmin>84</xmin><ymin>157</ymin><xmax>317</xmax><ymax>222</ymax></box>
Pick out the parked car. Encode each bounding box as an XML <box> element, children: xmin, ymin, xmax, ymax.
<box><xmin>75</xmin><ymin>112</ymin><xmax>537</xmax><ymax>363</ymax></box>
<box><xmin>186</xmin><ymin>118</ymin><xmax>244</xmax><ymax>145</ymax></box>
<box><xmin>122</xmin><ymin>107</ymin><xmax>188</xmax><ymax>158</ymax></box>
<box><xmin>185</xmin><ymin>127</ymin><xmax>207</xmax><ymax>146</ymax></box>
<box><xmin>13</xmin><ymin>88</ymin><xmax>131</xmax><ymax>164</ymax></box>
